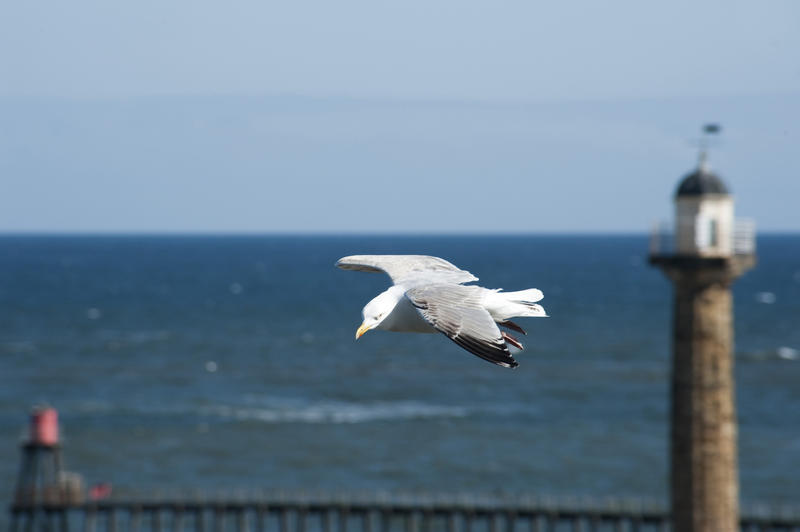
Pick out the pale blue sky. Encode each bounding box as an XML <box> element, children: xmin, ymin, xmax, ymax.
<box><xmin>2</xmin><ymin>1</ymin><xmax>799</xmax><ymax>232</ymax></box>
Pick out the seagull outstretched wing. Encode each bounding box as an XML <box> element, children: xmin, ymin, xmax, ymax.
<box><xmin>336</xmin><ymin>255</ymin><xmax>477</xmax><ymax>286</ymax></box>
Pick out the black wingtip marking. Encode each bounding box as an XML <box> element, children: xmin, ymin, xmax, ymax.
<box><xmin>448</xmin><ymin>334</ymin><xmax>519</xmax><ymax>369</ymax></box>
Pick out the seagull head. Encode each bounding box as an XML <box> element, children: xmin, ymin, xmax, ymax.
<box><xmin>355</xmin><ymin>290</ymin><xmax>397</xmax><ymax>339</ymax></box>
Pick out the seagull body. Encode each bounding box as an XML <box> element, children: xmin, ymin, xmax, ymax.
<box><xmin>336</xmin><ymin>255</ymin><xmax>546</xmax><ymax>368</ymax></box>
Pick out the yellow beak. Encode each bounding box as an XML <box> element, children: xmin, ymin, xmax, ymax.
<box><xmin>355</xmin><ymin>322</ymin><xmax>372</xmax><ymax>339</ymax></box>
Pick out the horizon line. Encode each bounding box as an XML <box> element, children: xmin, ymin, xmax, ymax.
<box><xmin>1</xmin><ymin>230</ymin><xmax>798</xmax><ymax>238</ymax></box>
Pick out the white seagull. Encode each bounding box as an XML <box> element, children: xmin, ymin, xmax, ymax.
<box><xmin>336</xmin><ymin>255</ymin><xmax>546</xmax><ymax>368</ymax></box>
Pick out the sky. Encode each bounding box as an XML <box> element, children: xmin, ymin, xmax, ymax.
<box><xmin>1</xmin><ymin>0</ymin><xmax>799</xmax><ymax>233</ymax></box>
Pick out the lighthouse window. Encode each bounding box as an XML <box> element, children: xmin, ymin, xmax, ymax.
<box><xmin>709</xmin><ymin>219</ymin><xmax>718</xmax><ymax>247</ymax></box>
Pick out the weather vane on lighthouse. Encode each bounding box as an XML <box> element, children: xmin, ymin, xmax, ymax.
<box><xmin>696</xmin><ymin>123</ymin><xmax>721</xmax><ymax>172</ymax></box>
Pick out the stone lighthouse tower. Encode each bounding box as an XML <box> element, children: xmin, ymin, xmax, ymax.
<box><xmin>650</xmin><ymin>126</ymin><xmax>755</xmax><ymax>532</ymax></box>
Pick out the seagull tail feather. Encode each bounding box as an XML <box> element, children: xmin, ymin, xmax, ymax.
<box><xmin>487</xmin><ymin>289</ymin><xmax>547</xmax><ymax>319</ymax></box>
<box><xmin>503</xmin><ymin>288</ymin><xmax>544</xmax><ymax>304</ymax></box>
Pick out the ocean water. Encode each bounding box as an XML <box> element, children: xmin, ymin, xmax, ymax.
<box><xmin>1</xmin><ymin>235</ymin><xmax>799</xmax><ymax>515</ymax></box>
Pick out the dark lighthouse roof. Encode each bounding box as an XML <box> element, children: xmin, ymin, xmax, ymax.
<box><xmin>675</xmin><ymin>153</ymin><xmax>730</xmax><ymax>197</ymax></box>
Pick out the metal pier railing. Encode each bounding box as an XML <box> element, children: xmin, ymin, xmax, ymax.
<box><xmin>9</xmin><ymin>492</ymin><xmax>800</xmax><ymax>532</ymax></box>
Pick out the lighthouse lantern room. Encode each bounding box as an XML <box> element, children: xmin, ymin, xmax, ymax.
<box><xmin>674</xmin><ymin>151</ymin><xmax>734</xmax><ymax>257</ymax></box>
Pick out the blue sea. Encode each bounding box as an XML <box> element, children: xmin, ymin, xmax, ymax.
<box><xmin>1</xmin><ymin>235</ymin><xmax>799</xmax><ymax>517</ymax></box>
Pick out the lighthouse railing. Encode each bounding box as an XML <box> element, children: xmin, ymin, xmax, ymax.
<box><xmin>733</xmin><ymin>218</ymin><xmax>756</xmax><ymax>255</ymax></box>
<box><xmin>649</xmin><ymin>221</ymin><xmax>674</xmax><ymax>256</ymax></box>
<box><xmin>649</xmin><ymin>219</ymin><xmax>756</xmax><ymax>257</ymax></box>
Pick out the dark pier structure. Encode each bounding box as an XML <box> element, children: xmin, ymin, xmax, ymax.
<box><xmin>9</xmin><ymin>491</ymin><xmax>800</xmax><ymax>532</ymax></box>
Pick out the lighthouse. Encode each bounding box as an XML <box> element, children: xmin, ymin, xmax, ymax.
<box><xmin>650</xmin><ymin>126</ymin><xmax>755</xmax><ymax>532</ymax></box>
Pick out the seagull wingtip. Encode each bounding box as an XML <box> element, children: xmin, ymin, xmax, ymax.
<box><xmin>334</xmin><ymin>256</ymin><xmax>353</xmax><ymax>269</ymax></box>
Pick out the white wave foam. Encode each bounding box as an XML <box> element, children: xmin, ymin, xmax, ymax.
<box><xmin>755</xmin><ymin>291</ymin><xmax>776</xmax><ymax>304</ymax></box>
<box><xmin>200</xmin><ymin>399</ymin><xmax>468</xmax><ymax>424</ymax></box>
<box><xmin>740</xmin><ymin>347</ymin><xmax>800</xmax><ymax>362</ymax></box>
<box><xmin>58</xmin><ymin>396</ymin><xmax>471</xmax><ymax>425</ymax></box>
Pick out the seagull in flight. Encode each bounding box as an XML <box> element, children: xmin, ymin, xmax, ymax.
<box><xmin>336</xmin><ymin>255</ymin><xmax>546</xmax><ymax>368</ymax></box>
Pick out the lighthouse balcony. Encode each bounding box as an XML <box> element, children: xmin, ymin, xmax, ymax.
<box><xmin>649</xmin><ymin>218</ymin><xmax>756</xmax><ymax>258</ymax></box>
<box><xmin>649</xmin><ymin>218</ymin><xmax>756</xmax><ymax>279</ymax></box>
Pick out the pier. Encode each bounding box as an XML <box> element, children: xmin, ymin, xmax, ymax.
<box><xmin>9</xmin><ymin>491</ymin><xmax>800</xmax><ymax>532</ymax></box>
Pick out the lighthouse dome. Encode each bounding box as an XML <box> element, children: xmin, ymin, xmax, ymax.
<box><xmin>675</xmin><ymin>159</ymin><xmax>729</xmax><ymax>197</ymax></box>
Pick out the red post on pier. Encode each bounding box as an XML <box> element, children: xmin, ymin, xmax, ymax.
<box><xmin>30</xmin><ymin>407</ymin><xmax>59</xmax><ymax>446</ymax></box>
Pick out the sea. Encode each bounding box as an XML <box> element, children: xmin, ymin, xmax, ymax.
<box><xmin>1</xmin><ymin>234</ymin><xmax>799</xmax><ymax>519</ymax></box>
